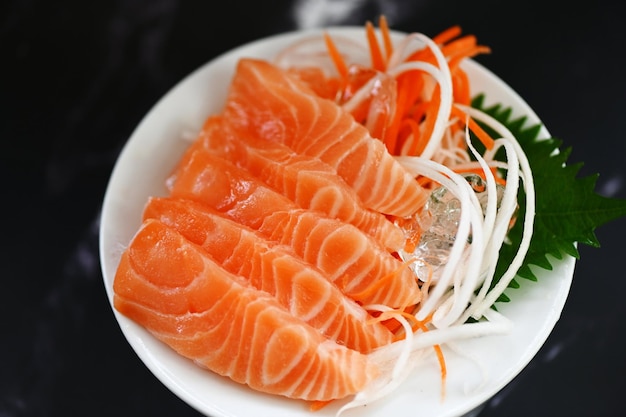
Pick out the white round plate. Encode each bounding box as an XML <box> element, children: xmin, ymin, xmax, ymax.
<box><xmin>99</xmin><ymin>27</ymin><xmax>574</xmax><ymax>417</ymax></box>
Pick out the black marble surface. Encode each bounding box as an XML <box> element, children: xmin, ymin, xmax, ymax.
<box><xmin>2</xmin><ymin>1</ymin><xmax>625</xmax><ymax>416</ymax></box>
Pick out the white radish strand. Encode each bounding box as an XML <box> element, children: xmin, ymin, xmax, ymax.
<box><xmin>453</xmin><ymin>123</ymin><xmax>511</xmax><ymax>323</ymax></box>
<box><xmin>458</xmin><ymin>106</ymin><xmax>536</xmax><ymax>319</ymax></box>
<box><xmin>396</xmin><ymin>155</ymin><xmax>486</xmax><ymax>328</ymax></box>
<box><xmin>360</xmin><ymin>309</ymin><xmax>512</xmax><ymax>412</ymax></box>
<box><xmin>367</xmin><ymin>307</ymin><xmax>512</xmax><ymax>365</ymax></box>
<box><xmin>339</xmin><ymin>306</ymin><xmax>418</xmax><ymax>414</ymax></box>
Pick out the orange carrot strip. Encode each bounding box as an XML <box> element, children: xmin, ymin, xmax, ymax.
<box><xmin>380</xmin><ymin>306</ymin><xmax>415</xmax><ymax>334</ymax></box>
<box><xmin>393</xmin><ymin>99</ymin><xmax>428</xmax><ymax>155</ymax></box>
<box><xmin>411</xmin><ymin>315</ymin><xmax>447</xmax><ymax>398</ymax></box>
<box><xmin>441</xmin><ymin>34</ymin><xmax>478</xmax><ymax>57</ymax></box>
<box><xmin>433</xmin><ymin>25</ymin><xmax>462</xmax><ymax>45</ymax></box>
<box><xmin>366</xmin><ymin>20</ymin><xmax>386</xmax><ymax>72</ymax></box>
<box><xmin>389</xmin><ymin>68</ymin><xmax>426</xmax><ymax>147</ymax></box>
<box><xmin>417</xmin><ymin>175</ymin><xmax>434</xmax><ymax>188</ymax></box>
<box><xmin>400</xmin><ymin>74</ymin><xmax>424</xmax><ymax>114</ymax></box>
<box><xmin>407</xmin><ymin>88</ymin><xmax>440</xmax><ymax>156</ymax></box>
<box><xmin>406</xmin><ymin>46</ymin><xmax>436</xmax><ymax>66</ymax></box>
<box><xmin>349</xmin><ymin>99</ymin><xmax>373</xmax><ymax>124</ymax></box>
<box><xmin>367</xmin><ymin>306</ymin><xmax>441</xmax><ymax>343</ymax></box>
<box><xmin>323</xmin><ymin>32</ymin><xmax>349</xmax><ymax>80</ymax></box>
<box><xmin>448</xmin><ymin>45</ymin><xmax>491</xmax><ymax>70</ymax></box>
<box><xmin>408</xmin><ymin>91</ymin><xmax>429</xmax><ymax>121</ymax></box>
<box><xmin>399</xmin><ymin>117</ymin><xmax>422</xmax><ymax>156</ymax></box>
<box><xmin>391</xmin><ymin>312</ymin><xmax>423</xmax><ymax>341</ymax></box>
<box><xmin>434</xmin><ymin>344</ymin><xmax>447</xmax><ymax>399</ymax></box>
<box><xmin>450</xmin><ymin>105</ymin><xmax>495</xmax><ymax>150</ymax></box>
<box><xmin>379</xmin><ymin>15</ymin><xmax>394</xmax><ymax>61</ymax></box>
<box><xmin>452</xmin><ymin>69</ymin><xmax>471</xmax><ymax>105</ymax></box>
<box><xmin>383</xmin><ymin>78</ymin><xmax>411</xmax><ymax>153</ymax></box>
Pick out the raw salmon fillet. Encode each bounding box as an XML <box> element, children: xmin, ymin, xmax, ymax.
<box><xmin>167</xmin><ymin>146</ymin><xmax>422</xmax><ymax>308</ymax></box>
<box><xmin>197</xmin><ymin>114</ymin><xmax>405</xmax><ymax>251</ymax></box>
<box><xmin>222</xmin><ymin>58</ymin><xmax>429</xmax><ymax>217</ymax></box>
<box><xmin>143</xmin><ymin>196</ymin><xmax>394</xmax><ymax>353</ymax></box>
<box><xmin>113</xmin><ymin>219</ymin><xmax>379</xmax><ymax>401</ymax></box>
<box><xmin>259</xmin><ymin>209</ymin><xmax>422</xmax><ymax>308</ymax></box>
<box><xmin>167</xmin><ymin>139</ymin><xmax>296</xmax><ymax>230</ymax></box>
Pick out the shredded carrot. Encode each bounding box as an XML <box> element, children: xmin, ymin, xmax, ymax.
<box><xmin>417</xmin><ymin>175</ymin><xmax>437</xmax><ymax>189</ymax></box>
<box><xmin>399</xmin><ymin>118</ymin><xmax>422</xmax><ymax>156</ymax></box>
<box><xmin>432</xmin><ymin>25</ymin><xmax>462</xmax><ymax>45</ymax></box>
<box><xmin>409</xmin><ymin>312</ymin><xmax>447</xmax><ymax>399</ymax></box>
<box><xmin>389</xmin><ymin>312</ymin><xmax>420</xmax><ymax>341</ymax></box>
<box><xmin>434</xmin><ymin>344</ymin><xmax>447</xmax><ymax>400</ymax></box>
<box><xmin>366</xmin><ymin>20</ymin><xmax>386</xmax><ymax>72</ymax></box>
<box><xmin>323</xmin><ymin>32</ymin><xmax>349</xmax><ymax>80</ymax></box>
<box><xmin>378</xmin><ymin>15</ymin><xmax>394</xmax><ymax>60</ymax></box>
<box><xmin>448</xmin><ymin>45</ymin><xmax>491</xmax><ymax>70</ymax></box>
<box><xmin>380</xmin><ymin>306</ymin><xmax>414</xmax><ymax>334</ymax></box>
<box><xmin>451</xmin><ymin>68</ymin><xmax>471</xmax><ymax>105</ymax></box>
<box><xmin>450</xmin><ymin>105</ymin><xmax>495</xmax><ymax>150</ymax></box>
<box><xmin>441</xmin><ymin>34</ymin><xmax>480</xmax><ymax>58</ymax></box>
<box><xmin>408</xmin><ymin>88</ymin><xmax>441</xmax><ymax>156</ymax></box>
<box><xmin>349</xmin><ymin>98</ymin><xmax>374</xmax><ymax>124</ymax></box>
<box><xmin>382</xmin><ymin>64</ymin><xmax>433</xmax><ymax>156</ymax></box>
<box><xmin>321</xmin><ymin>20</ymin><xmax>492</xmax><ymax>161</ymax></box>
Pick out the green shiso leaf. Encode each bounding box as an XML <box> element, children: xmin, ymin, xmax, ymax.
<box><xmin>471</xmin><ymin>94</ymin><xmax>626</xmax><ymax>302</ymax></box>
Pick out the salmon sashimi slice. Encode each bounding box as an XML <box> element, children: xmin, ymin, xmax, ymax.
<box><xmin>197</xmin><ymin>114</ymin><xmax>405</xmax><ymax>251</ymax></box>
<box><xmin>222</xmin><ymin>58</ymin><xmax>429</xmax><ymax>217</ymax></box>
<box><xmin>259</xmin><ymin>209</ymin><xmax>422</xmax><ymax>308</ymax></box>
<box><xmin>142</xmin><ymin>196</ymin><xmax>394</xmax><ymax>353</ymax></box>
<box><xmin>167</xmin><ymin>141</ymin><xmax>297</xmax><ymax>230</ymax></box>
<box><xmin>113</xmin><ymin>219</ymin><xmax>379</xmax><ymax>401</ymax></box>
<box><xmin>167</xmin><ymin>145</ymin><xmax>422</xmax><ymax>308</ymax></box>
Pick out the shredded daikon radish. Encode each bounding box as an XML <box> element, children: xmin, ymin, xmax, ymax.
<box><xmin>458</xmin><ymin>105</ymin><xmax>536</xmax><ymax>318</ymax></box>
<box><xmin>338</xmin><ymin>306</ymin><xmax>418</xmax><ymax>414</ymax></box>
